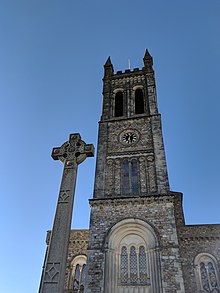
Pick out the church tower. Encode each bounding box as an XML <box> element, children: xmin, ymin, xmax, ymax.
<box><xmin>85</xmin><ymin>51</ymin><xmax>186</xmax><ymax>293</ymax></box>
<box><xmin>40</xmin><ymin>50</ymin><xmax>220</xmax><ymax>293</ymax></box>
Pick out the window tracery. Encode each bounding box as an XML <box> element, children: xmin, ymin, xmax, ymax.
<box><xmin>81</xmin><ymin>264</ymin><xmax>87</xmax><ymax>291</ymax></box>
<box><xmin>68</xmin><ymin>255</ymin><xmax>87</xmax><ymax>293</ymax></box>
<box><xmin>194</xmin><ymin>253</ymin><xmax>220</xmax><ymax>293</ymax></box>
<box><xmin>139</xmin><ymin>245</ymin><xmax>148</xmax><ymax>282</ymax></box>
<box><xmin>105</xmin><ymin>219</ymin><xmax>162</xmax><ymax>292</ymax></box>
<box><xmin>120</xmin><ymin>245</ymin><xmax>149</xmax><ymax>286</ymax></box>
<box><xmin>120</xmin><ymin>246</ymin><xmax>128</xmax><ymax>284</ymax></box>
<box><xmin>73</xmin><ymin>264</ymin><xmax>80</xmax><ymax>290</ymax></box>
<box><xmin>130</xmin><ymin>246</ymin><xmax>138</xmax><ymax>283</ymax></box>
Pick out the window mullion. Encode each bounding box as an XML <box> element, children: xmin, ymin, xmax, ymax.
<box><xmin>77</xmin><ymin>265</ymin><xmax>83</xmax><ymax>293</ymax></box>
<box><xmin>137</xmin><ymin>246</ymin><xmax>140</xmax><ymax>285</ymax></box>
<box><xmin>205</xmin><ymin>263</ymin><xmax>212</xmax><ymax>292</ymax></box>
<box><xmin>128</xmin><ymin>246</ymin><xmax>130</xmax><ymax>284</ymax></box>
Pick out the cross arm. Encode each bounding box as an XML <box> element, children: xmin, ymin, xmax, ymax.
<box><xmin>84</xmin><ymin>144</ymin><xmax>95</xmax><ymax>157</ymax></box>
<box><xmin>51</xmin><ymin>147</ymin><xmax>61</xmax><ymax>160</ymax></box>
<box><xmin>51</xmin><ymin>134</ymin><xmax>95</xmax><ymax>164</ymax></box>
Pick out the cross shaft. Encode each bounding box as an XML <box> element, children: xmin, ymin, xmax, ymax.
<box><xmin>39</xmin><ymin>133</ymin><xmax>94</xmax><ymax>293</ymax></box>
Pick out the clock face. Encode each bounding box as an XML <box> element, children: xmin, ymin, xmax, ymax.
<box><xmin>119</xmin><ymin>130</ymin><xmax>139</xmax><ymax>146</ymax></box>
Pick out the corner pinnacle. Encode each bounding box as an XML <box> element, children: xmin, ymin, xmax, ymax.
<box><xmin>104</xmin><ymin>56</ymin><xmax>114</xmax><ymax>77</ymax></box>
<box><xmin>143</xmin><ymin>49</ymin><xmax>153</xmax><ymax>70</ymax></box>
<box><xmin>104</xmin><ymin>56</ymin><xmax>112</xmax><ymax>67</ymax></box>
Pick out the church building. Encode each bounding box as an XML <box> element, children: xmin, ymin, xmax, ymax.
<box><xmin>39</xmin><ymin>51</ymin><xmax>220</xmax><ymax>293</ymax></box>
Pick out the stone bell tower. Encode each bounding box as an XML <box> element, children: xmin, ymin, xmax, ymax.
<box><xmin>40</xmin><ymin>50</ymin><xmax>220</xmax><ymax>293</ymax></box>
<box><xmin>85</xmin><ymin>50</ymin><xmax>186</xmax><ymax>293</ymax></box>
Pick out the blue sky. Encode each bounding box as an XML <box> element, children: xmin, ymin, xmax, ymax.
<box><xmin>0</xmin><ymin>1</ymin><xmax>220</xmax><ymax>292</ymax></box>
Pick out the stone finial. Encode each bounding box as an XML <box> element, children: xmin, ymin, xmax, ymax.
<box><xmin>104</xmin><ymin>56</ymin><xmax>114</xmax><ymax>77</ymax></box>
<box><xmin>143</xmin><ymin>49</ymin><xmax>153</xmax><ymax>71</ymax></box>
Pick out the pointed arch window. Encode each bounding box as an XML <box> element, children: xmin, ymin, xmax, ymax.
<box><xmin>122</xmin><ymin>159</ymin><xmax>139</xmax><ymax>194</ymax></box>
<box><xmin>195</xmin><ymin>253</ymin><xmax>220</xmax><ymax>293</ymax></box>
<box><xmin>115</xmin><ymin>92</ymin><xmax>124</xmax><ymax>117</ymax></box>
<box><xmin>135</xmin><ymin>89</ymin><xmax>144</xmax><ymax>114</ymax></box>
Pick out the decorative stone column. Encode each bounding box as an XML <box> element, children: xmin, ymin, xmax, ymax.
<box><xmin>39</xmin><ymin>133</ymin><xmax>94</xmax><ymax>293</ymax></box>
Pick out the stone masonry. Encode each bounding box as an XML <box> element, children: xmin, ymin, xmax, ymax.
<box><xmin>40</xmin><ymin>51</ymin><xmax>220</xmax><ymax>293</ymax></box>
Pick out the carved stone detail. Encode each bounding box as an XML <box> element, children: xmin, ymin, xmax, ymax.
<box><xmin>147</xmin><ymin>155</ymin><xmax>154</xmax><ymax>162</ymax></box>
<box><xmin>107</xmin><ymin>118</ymin><xmax>153</xmax><ymax>154</ymax></box>
<box><xmin>39</xmin><ymin>133</ymin><xmax>94</xmax><ymax>293</ymax></box>
<box><xmin>146</xmin><ymin>74</ymin><xmax>155</xmax><ymax>85</ymax></box>
<box><xmin>44</xmin><ymin>262</ymin><xmax>60</xmax><ymax>283</ymax></box>
<box><xmin>58</xmin><ymin>190</ymin><xmax>70</xmax><ymax>203</ymax></box>
<box><xmin>52</xmin><ymin>133</ymin><xmax>94</xmax><ymax>165</ymax></box>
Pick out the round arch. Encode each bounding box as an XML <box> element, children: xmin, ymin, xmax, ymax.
<box><xmin>68</xmin><ymin>254</ymin><xmax>87</xmax><ymax>291</ymax></box>
<box><xmin>194</xmin><ymin>252</ymin><xmax>219</xmax><ymax>266</ymax></box>
<box><xmin>106</xmin><ymin>218</ymin><xmax>159</xmax><ymax>250</ymax></box>
<box><xmin>104</xmin><ymin>218</ymin><xmax>162</xmax><ymax>293</ymax></box>
<box><xmin>194</xmin><ymin>252</ymin><xmax>220</xmax><ymax>292</ymax></box>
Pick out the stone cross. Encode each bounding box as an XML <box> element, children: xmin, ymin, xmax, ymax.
<box><xmin>39</xmin><ymin>133</ymin><xmax>94</xmax><ymax>293</ymax></box>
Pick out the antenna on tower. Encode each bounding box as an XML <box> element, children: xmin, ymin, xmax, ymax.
<box><xmin>128</xmin><ymin>58</ymin><xmax>131</xmax><ymax>70</ymax></box>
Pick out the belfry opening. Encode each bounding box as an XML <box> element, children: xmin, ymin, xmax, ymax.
<box><xmin>39</xmin><ymin>50</ymin><xmax>220</xmax><ymax>293</ymax></box>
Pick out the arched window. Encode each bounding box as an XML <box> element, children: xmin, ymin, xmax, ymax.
<box><xmin>81</xmin><ymin>264</ymin><xmax>87</xmax><ymax>291</ymax></box>
<box><xmin>115</xmin><ymin>92</ymin><xmax>124</xmax><ymax>117</ymax></box>
<box><xmin>135</xmin><ymin>89</ymin><xmax>144</xmax><ymax>114</ymax></box>
<box><xmin>120</xmin><ymin>245</ymin><xmax>148</xmax><ymax>285</ymax></box>
<box><xmin>139</xmin><ymin>246</ymin><xmax>148</xmax><ymax>282</ymax></box>
<box><xmin>122</xmin><ymin>160</ymin><xmax>130</xmax><ymax>194</ymax></box>
<box><xmin>131</xmin><ymin>159</ymin><xmax>138</xmax><ymax>193</ymax></box>
<box><xmin>69</xmin><ymin>255</ymin><xmax>87</xmax><ymax>292</ymax></box>
<box><xmin>120</xmin><ymin>246</ymin><xmax>128</xmax><ymax>284</ymax></box>
<box><xmin>73</xmin><ymin>264</ymin><xmax>80</xmax><ymax>290</ymax></box>
<box><xmin>105</xmin><ymin>219</ymin><xmax>162</xmax><ymax>292</ymax></box>
<box><xmin>130</xmin><ymin>246</ymin><xmax>138</xmax><ymax>283</ymax></box>
<box><xmin>122</xmin><ymin>159</ymin><xmax>139</xmax><ymax>194</ymax></box>
<box><xmin>194</xmin><ymin>253</ymin><xmax>220</xmax><ymax>293</ymax></box>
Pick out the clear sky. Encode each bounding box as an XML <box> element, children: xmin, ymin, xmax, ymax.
<box><xmin>0</xmin><ymin>1</ymin><xmax>220</xmax><ymax>292</ymax></box>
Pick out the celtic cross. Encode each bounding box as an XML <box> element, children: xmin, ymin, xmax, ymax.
<box><xmin>39</xmin><ymin>133</ymin><xmax>94</xmax><ymax>293</ymax></box>
<box><xmin>52</xmin><ymin>133</ymin><xmax>94</xmax><ymax>165</ymax></box>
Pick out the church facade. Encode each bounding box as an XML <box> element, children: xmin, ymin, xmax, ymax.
<box><xmin>42</xmin><ymin>51</ymin><xmax>220</xmax><ymax>293</ymax></box>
